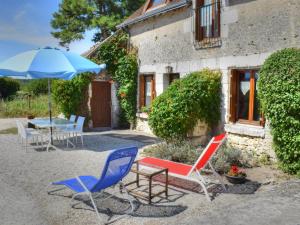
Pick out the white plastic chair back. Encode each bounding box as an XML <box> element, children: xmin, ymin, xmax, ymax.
<box><xmin>69</xmin><ymin>115</ymin><xmax>76</xmax><ymax>123</ymax></box>
<box><xmin>75</xmin><ymin>116</ymin><xmax>85</xmax><ymax>132</ymax></box>
<box><xmin>16</xmin><ymin>120</ymin><xmax>21</xmax><ymax>137</ymax></box>
<box><xmin>18</xmin><ymin>121</ymin><xmax>28</xmax><ymax>139</ymax></box>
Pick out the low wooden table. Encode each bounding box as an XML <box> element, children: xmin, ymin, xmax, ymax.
<box><xmin>125</xmin><ymin>161</ymin><xmax>168</xmax><ymax>204</ymax></box>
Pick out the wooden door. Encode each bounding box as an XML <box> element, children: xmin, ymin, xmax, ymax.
<box><xmin>91</xmin><ymin>81</ymin><xmax>111</xmax><ymax>127</ymax></box>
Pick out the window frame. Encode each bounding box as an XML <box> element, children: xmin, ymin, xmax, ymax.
<box><xmin>143</xmin><ymin>0</ymin><xmax>169</xmax><ymax>12</ymax></box>
<box><xmin>168</xmin><ymin>73</ymin><xmax>180</xmax><ymax>85</ymax></box>
<box><xmin>195</xmin><ymin>0</ymin><xmax>221</xmax><ymax>42</ymax></box>
<box><xmin>139</xmin><ymin>74</ymin><xmax>156</xmax><ymax>109</ymax></box>
<box><xmin>229</xmin><ymin>69</ymin><xmax>265</xmax><ymax>126</ymax></box>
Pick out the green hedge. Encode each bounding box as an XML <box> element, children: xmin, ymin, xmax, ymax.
<box><xmin>148</xmin><ymin>69</ymin><xmax>221</xmax><ymax>141</ymax></box>
<box><xmin>0</xmin><ymin>78</ymin><xmax>20</xmax><ymax>99</ymax></box>
<box><xmin>258</xmin><ymin>48</ymin><xmax>300</xmax><ymax>175</ymax></box>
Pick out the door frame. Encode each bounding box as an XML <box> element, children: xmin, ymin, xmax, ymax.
<box><xmin>91</xmin><ymin>80</ymin><xmax>112</xmax><ymax>128</ymax></box>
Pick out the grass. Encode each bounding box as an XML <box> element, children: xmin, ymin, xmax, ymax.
<box><xmin>0</xmin><ymin>127</ymin><xmax>18</xmax><ymax>135</ymax></box>
<box><xmin>0</xmin><ymin>95</ymin><xmax>59</xmax><ymax>118</ymax></box>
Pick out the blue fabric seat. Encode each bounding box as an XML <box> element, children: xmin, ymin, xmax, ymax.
<box><xmin>52</xmin><ymin>175</ymin><xmax>98</xmax><ymax>193</ymax></box>
<box><xmin>50</xmin><ymin>146</ymin><xmax>138</xmax><ymax>223</ymax></box>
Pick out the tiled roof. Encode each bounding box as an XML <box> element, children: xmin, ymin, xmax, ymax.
<box><xmin>117</xmin><ymin>0</ymin><xmax>191</xmax><ymax>28</ymax></box>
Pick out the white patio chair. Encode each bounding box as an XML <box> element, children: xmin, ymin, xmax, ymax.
<box><xmin>16</xmin><ymin>120</ymin><xmax>35</xmax><ymax>143</ymax></box>
<box><xmin>58</xmin><ymin>116</ymin><xmax>85</xmax><ymax>148</ymax></box>
<box><xmin>16</xmin><ymin>120</ymin><xmax>45</xmax><ymax>152</ymax></box>
<box><xmin>69</xmin><ymin>115</ymin><xmax>76</xmax><ymax>123</ymax></box>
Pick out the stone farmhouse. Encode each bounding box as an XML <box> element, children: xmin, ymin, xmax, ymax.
<box><xmin>87</xmin><ymin>0</ymin><xmax>300</xmax><ymax>158</ymax></box>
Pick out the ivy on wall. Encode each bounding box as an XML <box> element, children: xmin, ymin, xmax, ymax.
<box><xmin>52</xmin><ymin>31</ymin><xmax>138</xmax><ymax>127</ymax></box>
<box><xmin>92</xmin><ymin>31</ymin><xmax>138</xmax><ymax>127</ymax></box>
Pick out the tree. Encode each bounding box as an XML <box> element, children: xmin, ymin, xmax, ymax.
<box><xmin>51</xmin><ymin>0</ymin><xmax>145</xmax><ymax>47</ymax></box>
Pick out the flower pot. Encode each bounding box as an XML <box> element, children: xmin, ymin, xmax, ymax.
<box><xmin>225</xmin><ymin>174</ymin><xmax>247</xmax><ymax>184</ymax></box>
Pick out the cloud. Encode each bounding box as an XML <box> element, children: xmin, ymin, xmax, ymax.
<box><xmin>13</xmin><ymin>9</ymin><xmax>26</xmax><ymax>21</ymax></box>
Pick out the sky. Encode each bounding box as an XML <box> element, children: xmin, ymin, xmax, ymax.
<box><xmin>0</xmin><ymin>0</ymin><xmax>96</xmax><ymax>62</ymax></box>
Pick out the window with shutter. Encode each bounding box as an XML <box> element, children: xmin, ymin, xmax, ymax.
<box><xmin>229</xmin><ymin>69</ymin><xmax>264</xmax><ymax>126</ymax></box>
<box><xmin>168</xmin><ymin>73</ymin><xmax>180</xmax><ymax>85</ymax></box>
<box><xmin>144</xmin><ymin>0</ymin><xmax>167</xmax><ymax>12</ymax></box>
<box><xmin>139</xmin><ymin>74</ymin><xmax>155</xmax><ymax>109</ymax></box>
<box><xmin>195</xmin><ymin>0</ymin><xmax>221</xmax><ymax>42</ymax></box>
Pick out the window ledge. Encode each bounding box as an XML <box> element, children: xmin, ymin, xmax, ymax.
<box><xmin>225</xmin><ymin>123</ymin><xmax>265</xmax><ymax>138</ymax></box>
<box><xmin>194</xmin><ymin>38</ymin><xmax>222</xmax><ymax>50</ymax></box>
<box><xmin>136</xmin><ymin>112</ymin><xmax>149</xmax><ymax>119</ymax></box>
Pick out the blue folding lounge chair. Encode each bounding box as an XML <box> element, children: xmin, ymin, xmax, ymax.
<box><xmin>51</xmin><ymin>146</ymin><xmax>138</xmax><ymax>222</ymax></box>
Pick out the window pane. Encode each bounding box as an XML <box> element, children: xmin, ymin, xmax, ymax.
<box><xmin>253</xmin><ymin>72</ymin><xmax>260</xmax><ymax>121</ymax></box>
<box><xmin>145</xmin><ymin>76</ymin><xmax>152</xmax><ymax>107</ymax></box>
<box><xmin>238</xmin><ymin>72</ymin><xmax>250</xmax><ymax>120</ymax></box>
<box><xmin>169</xmin><ymin>73</ymin><xmax>180</xmax><ymax>84</ymax></box>
<box><xmin>200</xmin><ymin>0</ymin><xmax>219</xmax><ymax>38</ymax></box>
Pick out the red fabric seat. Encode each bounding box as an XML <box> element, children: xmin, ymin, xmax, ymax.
<box><xmin>139</xmin><ymin>157</ymin><xmax>193</xmax><ymax>176</ymax></box>
<box><xmin>139</xmin><ymin>133</ymin><xmax>227</xmax><ymax>177</ymax></box>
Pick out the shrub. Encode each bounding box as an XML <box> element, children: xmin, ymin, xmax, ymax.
<box><xmin>143</xmin><ymin>142</ymin><xmax>249</xmax><ymax>173</ymax></box>
<box><xmin>211</xmin><ymin>145</ymin><xmax>252</xmax><ymax>173</ymax></box>
<box><xmin>0</xmin><ymin>78</ymin><xmax>20</xmax><ymax>99</ymax></box>
<box><xmin>258</xmin><ymin>48</ymin><xmax>300</xmax><ymax>175</ymax></box>
<box><xmin>24</xmin><ymin>79</ymin><xmax>49</xmax><ymax>95</ymax></box>
<box><xmin>52</xmin><ymin>73</ymin><xmax>91</xmax><ymax>117</ymax></box>
<box><xmin>143</xmin><ymin>141</ymin><xmax>202</xmax><ymax>165</ymax></box>
<box><xmin>148</xmin><ymin>69</ymin><xmax>221</xmax><ymax>142</ymax></box>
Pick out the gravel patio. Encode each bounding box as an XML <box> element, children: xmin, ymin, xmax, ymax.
<box><xmin>0</xmin><ymin>121</ymin><xmax>299</xmax><ymax>225</ymax></box>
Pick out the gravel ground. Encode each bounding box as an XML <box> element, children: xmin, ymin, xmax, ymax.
<box><xmin>0</xmin><ymin>130</ymin><xmax>299</xmax><ymax>225</ymax></box>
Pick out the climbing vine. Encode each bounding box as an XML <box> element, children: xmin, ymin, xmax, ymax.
<box><xmin>92</xmin><ymin>31</ymin><xmax>138</xmax><ymax>127</ymax></box>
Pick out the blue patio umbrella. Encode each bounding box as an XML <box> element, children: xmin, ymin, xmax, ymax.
<box><xmin>0</xmin><ymin>47</ymin><xmax>106</xmax><ymax>143</ymax></box>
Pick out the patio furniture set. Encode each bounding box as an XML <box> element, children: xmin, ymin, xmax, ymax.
<box><xmin>16</xmin><ymin>115</ymin><xmax>85</xmax><ymax>152</ymax></box>
<box><xmin>49</xmin><ymin>133</ymin><xmax>227</xmax><ymax>223</ymax></box>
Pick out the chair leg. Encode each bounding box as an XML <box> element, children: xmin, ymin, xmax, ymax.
<box><xmin>71</xmin><ymin>192</ymin><xmax>84</xmax><ymax>205</ymax></box>
<box><xmin>208</xmin><ymin>161</ymin><xmax>227</xmax><ymax>191</ymax></box>
<box><xmin>66</xmin><ymin>133</ymin><xmax>69</xmax><ymax>148</ymax></box>
<box><xmin>25</xmin><ymin>138</ymin><xmax>28</xmax><ymax>153</ymax></box>
<box><xmin>75</xmin><ymin>133</ymin><xmax>78</xmax><ymax>144</ymax></box>
<box><xmin>190</xmin><ymin>174</ymin><xmax>211</xmax><ymax>202</ymax></box>
<box><xmin>80</xmin><ymin>133</ymin><xmax>84</xmax><ymax>147</ymax></box>
<box><xmin>89</xmin><ymin>193</ymin><xmax>101</xmax><ymax>221</ymax></box>
<box><xmin>191</xmin><ymin>176</ymin><xmax>211</xmax><ymax>202</ymax></box>
<box><xmin>121</xmin><ymin>184</ymin><xmax>135</xmax><ymax>214</ymax></box>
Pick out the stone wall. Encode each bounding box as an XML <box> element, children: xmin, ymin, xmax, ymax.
<box><xmin>135</xmin><ymin>113</ymin><xmax>153</xmax><ymax>134</ymax></box>
<box><xmin>227</xmin><ymin>129</ymin><xmax>275</xmax><ymax>162</ymax></box>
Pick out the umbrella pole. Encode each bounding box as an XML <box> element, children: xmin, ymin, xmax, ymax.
<box><xmin>48</xmin><ymin>79</ymin><xmax>53</xmax><ymax>145</ymax></box>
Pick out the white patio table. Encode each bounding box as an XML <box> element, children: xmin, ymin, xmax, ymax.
<box><xmin>29</xmin><ymin>118</ymin><xmax>76</xmax><ymax>151</ymax></box>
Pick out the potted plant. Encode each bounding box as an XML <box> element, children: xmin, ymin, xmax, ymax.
<box><xmin>225</xmin><ymin>165</ymin><xmax>247</xmax><ymax>184</ymax></box>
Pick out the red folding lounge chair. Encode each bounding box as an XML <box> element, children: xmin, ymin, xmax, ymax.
<box><xmin>139</xmin><ymin>133</ymin><xmax>227</xmax><ymax>201</ymax></box>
